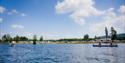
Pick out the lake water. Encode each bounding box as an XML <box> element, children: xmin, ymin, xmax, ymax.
<box><xmin>0</xmin><ymin>44</ymin><xmax>125</xmax><ymax>63</ymax></box>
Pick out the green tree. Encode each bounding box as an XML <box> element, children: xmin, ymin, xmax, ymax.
<box><xmin>39</xmin><ymin>36</ymin><xmax>43</xmax><ymax>41</ymax></box>
<box><xmin>84</xmin><ymin>34</ymin><xmax>89</xmax><ymax>41</ymax></box>
<box><xmin>13</xmin><ymin>35</ymin><xmax>20</xmax><ymax>42</ymax></box>
<box><xmin>94</xmin><ymin>36</ymin><xmax>97</xmax><ymax>39</ymax></box>
<box><xmin>2</xmin><ymin>34</ymin><xmax>12</xmax><ymax>43</ymax></box>
<box><xmin>105</xmin><ymin>27</ymin><xmax>108</xmax><ymax>40</ymax></box>
<box><xmin>2</xmin><ymin>34</ymin><xmax>7</xmax><ymax>42</ymax></box>
<box><xmin>20</xmin><ymin>36</ymin><xmax>28</xmax><ymax>41</ymax></box>
<box><xmin>33</xmin><ymin>35</ymin><xmax>37</xmax><ymax>44</ymax></box>
<box><xmin>94</xmin><ymin>36</ymin><xmax>97</xmax><ymax>41</ymax></box>
<box><xmin>0</xmin><ymin>39</ymin><xmax>2</xmax><ymax>42</ymax></box>
<box><xmin>111</xmin><ymin>27</ymin><xmax>117</xmax><ymax>41</ymax></box>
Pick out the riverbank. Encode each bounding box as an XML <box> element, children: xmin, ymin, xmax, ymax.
<box><xmin>0</xmin><ymin>40</ymin><xmax>125</xmax><ymax>44</ymax></box>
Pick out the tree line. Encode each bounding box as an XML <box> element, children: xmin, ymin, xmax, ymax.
<box><xmin>0</xmin><ymin>34</ymin><xmax>92</xmax><ymax>42</ymax></box>
<box><xmin>0</xmin><ymin>27</ymin><xmax>124</xmax><ymax>43</ymax></box>
<box><xmin>55</xmin><ymin>34</ymin><xmax>94</xmax><ymax>42</ymax></box>
<box><xmin>0</xmin><ymin>34</ymin><xmax>43</xmax><ymax>43</ymax></box>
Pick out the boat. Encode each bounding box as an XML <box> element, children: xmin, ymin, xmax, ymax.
<box><xmin>93</xmin><ymin>27</ymin><xmax>119</xmax><ymax>47</ymax></box>
<box><xmin>93</xmin><ymin>44</ymin><xmax>118</xmax><ymax>47</ymax></box>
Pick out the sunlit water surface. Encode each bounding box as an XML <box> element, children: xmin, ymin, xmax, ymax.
<box><xmin>0</xmin><ymin>44</ymin><xmax>125</xmax><ymax>63</ymax></box>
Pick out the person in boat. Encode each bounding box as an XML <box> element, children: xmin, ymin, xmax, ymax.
<box><xmin>99</xmin><ymin>41</ymin><xmax>101</xmax><ymax>45</ymax></box>
<box><xmin>11</xmin><ymin>41</ymin><xmax>15</xmax><ymax>47</ymax></box>
<box><xmin>110</xmin><ymin>27</ymin><xmax>117</xmax><ymax>45</ymax></box>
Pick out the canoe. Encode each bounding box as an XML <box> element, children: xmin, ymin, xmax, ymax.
<box><xmin>93</xmin><ymin>44</ymin><xmax>118</xmax><ymax>47</ymax></box>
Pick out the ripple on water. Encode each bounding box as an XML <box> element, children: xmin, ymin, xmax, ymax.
<box><xmin>24</xmin><ymin>56</ymin><xmax>60</xmax><ymax>63</ymax></box>
<box><xmin>0</xmin><ymin>56</ymin><xmax>5</xmax><ymax>63</ymax></box>
<box><xmin>86</xmin><ymin>57</ymin><xmax>110</xmax><ymax>63</ymax></box>
<box><xmin>0</xmin><ymin>44</ymin><xmax>125</xmax><ymax>63</ymax></box>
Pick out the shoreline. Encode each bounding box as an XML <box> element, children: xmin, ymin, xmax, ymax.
<box><xmin>0</xmin><ymin>41</ymin><xmax>125</xmax><ymax>44</ymax></box>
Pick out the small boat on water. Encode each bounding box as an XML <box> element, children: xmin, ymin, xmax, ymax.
<box><xmin>93</xmin><ymin>40</ymin><xmax>118</xmax><ymax>47</ymax></box>
<box><xmin>93</xmin><ymin>41</ymin><xmax>118</xmax><ymax>47</ymax></box>
<box><xmin>93</xmin><ymin>27</ymin><xmax>119</xmax><ymax>47</ymax></box>
<box><xmin>93</xmin><ymin>44</ymin><xmax>118</xmax><ymax>47</ymax></box>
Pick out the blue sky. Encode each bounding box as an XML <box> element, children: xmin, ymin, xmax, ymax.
<box><xmin>0</xmin><ymin>0</ymin><xmax>125</xmax><ymax>39</ymax></box>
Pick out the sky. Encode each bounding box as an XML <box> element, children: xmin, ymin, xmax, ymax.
<box><xmin>0</xmin><ymin>0</ymin><xmax>125</xmax><ymax>39</ymax></box>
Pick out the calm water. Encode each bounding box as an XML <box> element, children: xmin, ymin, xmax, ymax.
<box><xmin>0</xmin><ymin>44</ymin><xmax>125</xmax><ymax>63</ymax></box>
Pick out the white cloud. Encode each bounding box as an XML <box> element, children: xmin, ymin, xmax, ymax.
<box><xmin>8</xmin><ymin>9</ymin><xmax>18</xmax><ymax>15</ymax></box>
<box><xmin>119</xmin><ymin>5</ymin><xmax>125</xmax><ymax>14</ymax></box>
<box><xmin>55</xmin><ymin>0</ymin><xmax>105</xmax><ymax>26</ymax></box>
<box><xmin>0</xmin><ymin>6</ymin><xmax>6</xmax><ymax>13</ymax></box>
<box><xmin>55</xmin><ymin>0</ymin><xmax>125</xmax><ymax>35</ymax></box>
<box><xmin>11</xmin><ymin>24</ymin><xmax>24</xmax><ymax>29</ymax></box>
<box><xmin>21</xmin><ymin>13</ymin><xmax>26</xmax><ymax>17</ymax></box>
<box><xmin>12</xmin><ymin>9</ymin><xmax>18</xmax><ymax>14</ymax></box>
<box><xmin>89</xmin><ymin>7</ymin><xmax>125</xmax><ymax>35</ymax></box>
<box><xmin>0</xmin><ymin>18</ymin><xmax>3</xmax><ymax>23</ymax></box>
<box><xmin>8</xmin><ymin>9</ymin><xmax>27</xmax><ymax>17</ymax></box>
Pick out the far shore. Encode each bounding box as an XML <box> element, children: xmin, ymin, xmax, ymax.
<box><xmin>0</xmin><ymin>40</ymin><xmax>125</xmax><ymax>44</ymax></box>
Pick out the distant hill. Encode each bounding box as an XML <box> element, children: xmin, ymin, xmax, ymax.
<box><xmin>117</xmin><ymin>33</ymin><xmax>125</xmax><ymax>40</ymax></box>
<box><xmin>99</xmin><ymin>33</ymin><xmax>125</xmax><ymax>40</ymax></box>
